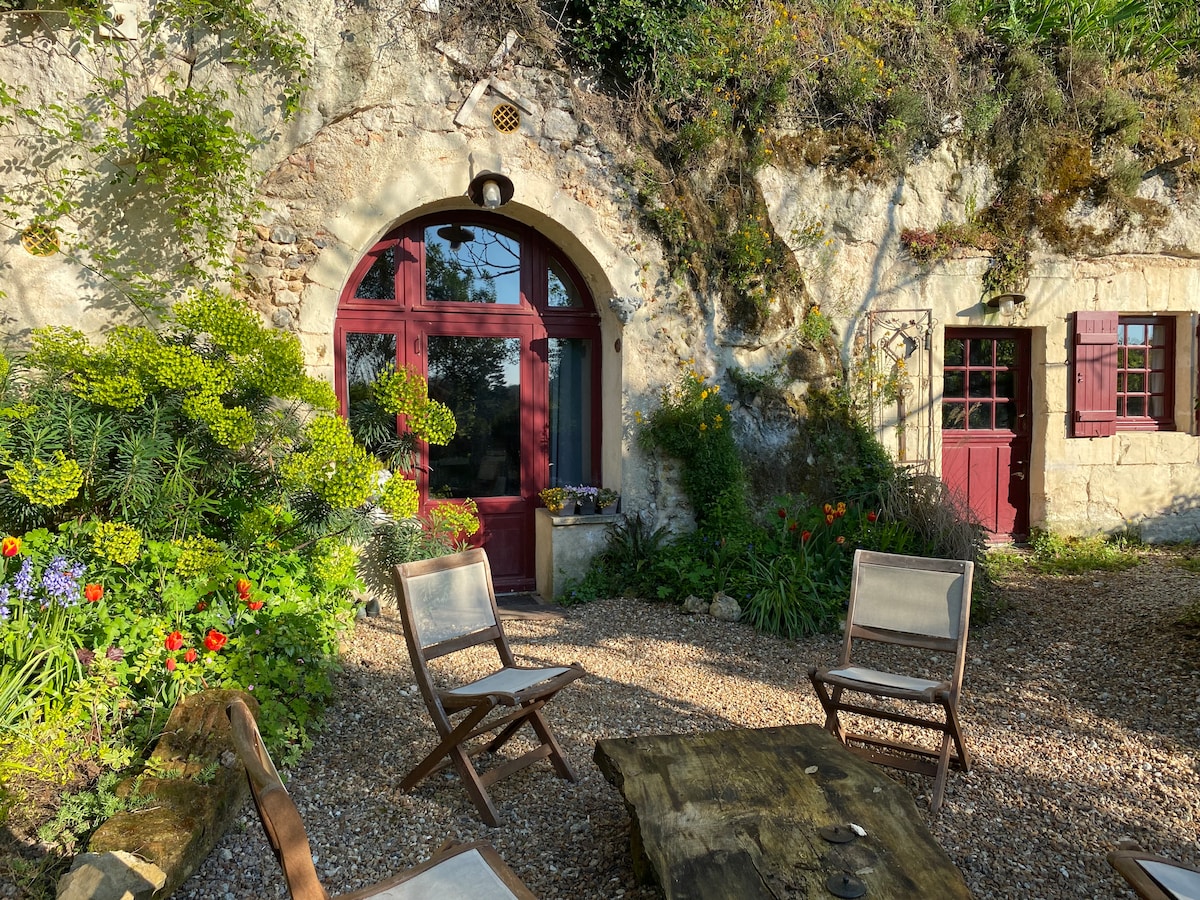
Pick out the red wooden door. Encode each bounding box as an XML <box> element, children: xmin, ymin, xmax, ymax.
<box><xmin>335</xmin><ymin>214</ymin><xmax>600</xmax><ymax>591</ymax></box>
<box><xmin>940</xmin><ymin>329</ymin><xmax>1031</xmax><ymax>540</ymax></box>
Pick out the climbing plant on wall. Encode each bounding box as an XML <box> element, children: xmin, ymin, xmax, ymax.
<box><xmin>0</xmin><ymin>0</ymin><xmax>309</xmax><ymax>312</ymax></box>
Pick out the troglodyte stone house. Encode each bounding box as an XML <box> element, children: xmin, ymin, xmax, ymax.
<box><xmin>4</xmin><ymin>2</ymin><xmax>1200</xmax><ymax>593</ymax></box>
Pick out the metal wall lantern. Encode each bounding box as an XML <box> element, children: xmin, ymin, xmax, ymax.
<box><xmin>467</xmin><ymin>171</ymin><xmax>514</xmax><ymax>209</ymax></box>
<box><xmin>984</xmin><ymin>292</ymin><xmax>1026</xmax><ymax>317</ymax></box>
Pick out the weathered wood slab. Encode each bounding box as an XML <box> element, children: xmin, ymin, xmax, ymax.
<box><xmin>594</xmin><ymin>724</ymin><xmax>971</xmax><ymax>900</ymax></box>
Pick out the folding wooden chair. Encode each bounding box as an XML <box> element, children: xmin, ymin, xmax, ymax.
<box><xmin>808</xmin><ymin>549</ymin><xmax>974</xmax><ymax>813</ymax></box>
<box><xmin>393</xmin><ymin>548</ymin><xmax>586</xmax><ymax>826</ymax></box>
<box><xmin>226</xmin><ymin>697</ymin><xmax>538</xmax><ymax>900</ymax></box>
<box><xmin>1108</xmin><ymin>849</ymin><xmax>1200</xmax><ymax>900</ymax></box>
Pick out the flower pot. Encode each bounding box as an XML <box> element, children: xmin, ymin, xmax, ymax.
<box><xmin>578</xmin><ymin>499</ymin><xmax>597</xmax><ymax>516</ymax></box>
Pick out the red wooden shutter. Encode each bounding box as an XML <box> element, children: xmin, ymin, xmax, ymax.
<box><xmin>1071</xmin><ymin>311</ymin><xmax>1118</xmax><ymax>438</ymax></box>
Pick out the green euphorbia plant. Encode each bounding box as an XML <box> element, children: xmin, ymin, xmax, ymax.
<box><xmin>0</xmin><ymin>291</ymin><xmax>473</xmax><ymax>757</ymax></box>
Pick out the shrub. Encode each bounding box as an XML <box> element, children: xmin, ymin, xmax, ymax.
<box><xmin>0</xmin><ymin>292</ymin><xmax>469</xmax><ymax>763</ymax></box>
<box><xmin>640</xmin><ymin>368</ymin><xmax>746</xmax><ymax>528</ymax></box>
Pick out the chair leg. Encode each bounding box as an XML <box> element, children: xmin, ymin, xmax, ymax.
<box><xmin>448</xmin><ymin>744</ymin><xmax>504</xmax><ymax>827</ymax></box>
<box><xmin>807</xmin><ymin>671</ymin><xmax>848</xmax><ymax>742</ymax></box>
<box><xmin>402</xmin><ymin>703</ymin><xmax>496</xmax><ymax>792</ymax></box>
<box><xmin>944</xmin><ymin>704</ymin><xmax>971</xmax><ymax>773</ymax></box>
<box><xmin>480</xmin><ymin>698</ymin><xmax>549</xmax><ymax>755</ymax></box>
<box><xmin>929</xmin><ymin>730</ymin><xmax>954</xmax><ymax>815</ymax></box>
<box><xmin>526</xmin><ymin>707</ymin><xmax>578</xmax><ymax>781</ymax></box>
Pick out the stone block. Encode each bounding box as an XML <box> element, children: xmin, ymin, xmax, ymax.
<box><xmin>81</xmin><ymin>689</ymin><xmax>255</xmax><ymax>900</ymax></box>
<box><xmin>534</xmin><ymin>507</ymin><xmax>620</xmax><ymax>600</ymax></box>
<box><xmin>709</xmin><ymin>592</ymin><xmax>741</xmax><ymax>622</ymax></box>
<box><xmin>56</xmin><ymin>850</ymin><xmax>166</xmax><ymax>900</ymax></box>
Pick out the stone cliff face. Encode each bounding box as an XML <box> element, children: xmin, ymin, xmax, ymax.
<box><xmin>3</xmin><ymin>2</ymin><xmax>1200</xmax><ymax>537</ymax></box>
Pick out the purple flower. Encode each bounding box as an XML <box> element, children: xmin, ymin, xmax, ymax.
<box><xmin>14</xmin><ymin>558</ymin><xmax>33</xmax><ymax>603</ymax></box>
<box><xmin>106</xmin><ymin>646</ymin><xmax>124</xmax><ymax>662</ymax></box>
<box><xmin>0</xmin><ymin>585</ymin><xmax>9</xmax><ymax>621</ymax></box>
<box><xmin>76</xmin><ymin>647</ymin><xmax>96</xmax><ymax>667</ymax></box>
<box><xmin>41</xmin><ymin>556</ymin><xmax>82</xmax><ymax>607</ymax></box>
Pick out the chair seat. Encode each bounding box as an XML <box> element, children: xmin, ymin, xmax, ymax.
<box><xmin>446</xmin><ymin>666</ymin><xmax>573</xmax><ymax>698</ymax></box>
<box><xmin>821</xmin><ymin>665</ymin><xmax>948</xmax><ymax>701</ymax></box>
<box><xmin>363</xmin><ymin>847</ymin><xmax>527</xmax><ymax>900</ymax></box>
<box><xmin>1140</xmin><ymin>860</ymin><xmax>1200</xmax><ymax>900</ymax></box>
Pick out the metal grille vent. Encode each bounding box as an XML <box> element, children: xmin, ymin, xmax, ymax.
<box><xmin>492</xmin><ymin>103</ymin><xmax>520</xmax><ymax>134</ymax></box>
<box><xmin>20</xmin><ymin>224</ymin><xmax>59</xmax><ymax>257</ymax></box>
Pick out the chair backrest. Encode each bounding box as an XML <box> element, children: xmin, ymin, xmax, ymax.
<box><xmin>842</xmin><ymin>550</ymin><xmax>974</xmax><ymax>681</ymax></box>
<box><xmin>227</xmin><ymin>697</ymin><xmax>329</xmax><ymax>900</ymax></box>
<box><xmin>393</xmin><ymin>548</ymin><xmax>507</xmax><ymax>660</ymax></box>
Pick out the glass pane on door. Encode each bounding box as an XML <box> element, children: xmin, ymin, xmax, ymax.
<box><xmin>548</xmin><ymin>338</ymin><xmax>592</xmax><ymax>486</ymax></box>
<box><xmin>345</xmin><ymin>332</ymin><xmax>400</xmax><ymax>461</ymax></box>
<box><xmin>427</xmin><ymin>336</ymin><xmax>521</xmax><ymax>498</ymax></box>
<box><xmin>424</xmin><ymin>224</ymin><xmax>521</xmax><ymax>305</ymax></box>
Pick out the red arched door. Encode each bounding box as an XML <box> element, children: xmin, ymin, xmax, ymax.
<box><xmin>335</xmin><ymin>213</ymin><xmax>601</xmax><ymax>590</ymax></box>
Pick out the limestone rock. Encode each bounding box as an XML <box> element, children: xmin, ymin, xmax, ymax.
<box><xmin>709</xmin><ymin>592</ymin><xmax>741</xmax><ymax>622</ymax></box>
<box><xmin>56</xmin><ymin>851</ymin><xmax>166</xmax><ymax>900</ymax></box>
<box><xmin>682</xmin><ymin>594</ymin><xmax>708</xmax><ymax>614</ymax></box>
<box><xmin>82</xmin><ymin>689</ymin><xmax>255</xmax><ymax>899</ymax></box>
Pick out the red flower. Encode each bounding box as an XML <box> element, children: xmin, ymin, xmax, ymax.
<box><xmin>184</xmin><ymin>648</ymin><xmax>197</xmax><ymax>664</ymax></box>
<box><xmin>196</xmin><ymin>601</ymin><xmax>207</xmax><ymax>611</ymax></box>
<box><xmin>822</xmin><ymin>503</ymin><xmax>833</xmax><ymax>515</ymax></box>
<box><xmin>203</xmin><ymin>630</ymin><xmax>228</xmax><ymax>652</ymax></box>
<box><xmin>788</xmin><ymin>522</ymin><xmax>798</xmax><ymax>532</ymax></box>
<box><xmin>776</xmin><ymin>508</ymin><xmax>787</xmax><ymax>518</ymax></box>
<box><xmin>801</xmin><ymin>530</ymin><xmax>812</xmax><ymax>542</ymax></box>
<box><xmin>84</xmin><ymin>583</ymin><xmax>104</xmax><ymax>603</ymax></box>
<box><xmin>1</xmin><ymin>536</ymin><xmax>20</xmax><ymax>557</ymax></box>
<box><xmin>867</xmin><ymin>511</ymin><xmax>878</xmax><ymax>523</ymax></box>
<box><xmin>836</xmin><ymin>535</ymin><xmax>846</xmax><ymax>544</ymax></box>
<box><xmin>246</xmin><ymin>599</ymin><xmax>264</xmax><ymax>611</ymax></box>
<box><xmin>165</xmin><ymin>657</ymin><xmax>177</xmax><ymax>672</ymax></box>
<box><xmin>164</xmin><ymin>631</ymin><xmax>184</xmax><ymax>651</ymax></box>
<box><xmin>825</xmin><ymin>513</ymin><xmax>835</xmax><ymax>525</ymax></box>
<box><xmin>236</xmin><ymin>578</ymin><xmax>251</xmax><ymax>598</ymax></box>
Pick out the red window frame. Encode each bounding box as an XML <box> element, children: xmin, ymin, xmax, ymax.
<box><xmin>1116</xmin><ymin>316</ymin><xmax>1174</xmax><ymax>431</ymax></box>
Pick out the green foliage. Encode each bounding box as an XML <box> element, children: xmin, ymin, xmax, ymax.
<box><xmin>0</xmin><ymin>289</ymin><xmax>476</xmax><ymax>777</ymax></box>
<box><xmin>35</xmin><ymin>771</ymin><xmax>151</xmax><ymax>852</ymax></box>
<box><xmin>789</xmin><ymin>388</ymin><xmax>898</xmax><ymax>508</ymax></box>
<box><xmin>559</xmin><ymin>0</ymin><xmax>1200</xmax><ymax>322</ymax></box>
<box><xmin>974</xmin><ymin>0</ymin><xmax>1200</xmax><ymax>69</ymax></box>
<box><xmin>561</xmin><ymin>0</ymin><xmax>706</xmax><ymax>84</ymax></box>
<box><xmin>1027</xmin><ymin>528</ymin><xmax>1142</xmax><ymax>573</ymax></box>
<box><xmin>559</xmin><ymin>513</ymin><xmax>671</xmax><ymax>604</ymax></box>
<box><xmin>371</xmin><ymin>366</ymin><xmax>457</xmax><ymax>446</ymax></box>
<box><xmin>0</xmin><ymin>0</ymin><xmax>309</xmax><ymax>308</ymax></box>
<box><xmin>639</xmin><ymin>369</ymin><xmax>745</xmax><ymax>527</ymax></box>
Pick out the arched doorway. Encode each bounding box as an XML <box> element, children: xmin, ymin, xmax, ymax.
<box><xmin>335</xmin><ymin>211</ymin><xmax>601</xmax><ymax>590</ymax></box>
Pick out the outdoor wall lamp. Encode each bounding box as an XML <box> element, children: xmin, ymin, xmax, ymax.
<box><xmin>984</xmin><ymin>292</ymin><xmax>1026</xmax><ymax>316</ymax></box>
<box><xmin>467</xmin><ymin>172</ymin><xmax>514</xmax><ymax>209</ymax></box>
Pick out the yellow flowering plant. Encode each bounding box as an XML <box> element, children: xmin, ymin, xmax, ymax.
<box><xmin>640</xmin><ymin>369</ymin><xmax>745</xmax><ymax>526</ymax></box>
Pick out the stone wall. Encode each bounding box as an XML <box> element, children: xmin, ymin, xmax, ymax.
<box><xmin>3</xmin><ymin>3</ymin><xmax>1200</xmax><ymax>538</ymax></box>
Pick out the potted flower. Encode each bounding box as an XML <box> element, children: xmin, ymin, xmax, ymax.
<box><xmin>566</xmin><ymin>484</ymin><xmax>599</xmax><ymax>515</ymax></box>
<box><xmin>539</xmin><ymin>486</ymin><xmax>569</xmax><ymax>515</ymax></box>
<box><xmin>596</xmin><ymin>487</ymin><xmax>620</xmax><ymax>514</ymax></box>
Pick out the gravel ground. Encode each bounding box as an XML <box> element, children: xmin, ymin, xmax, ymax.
<box><xmin>176</xmin><ymin>555</ymin><xmax>1200</xmax><ymax>900</ymax></box>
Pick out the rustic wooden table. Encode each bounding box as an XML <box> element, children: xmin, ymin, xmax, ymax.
<box><xmin>594</xmin><ymin>724</ymin><xmax>972</xmax><ymax>900</ymax></box>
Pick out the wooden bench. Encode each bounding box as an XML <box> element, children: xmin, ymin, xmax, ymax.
<box><xmin>594</xmin><ymin>724</ymin><xmax>972</xmax><ymax>900</ymax></box>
